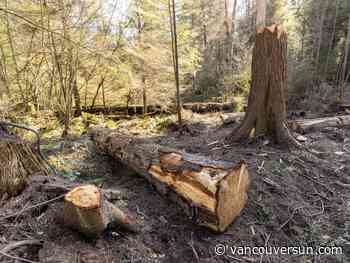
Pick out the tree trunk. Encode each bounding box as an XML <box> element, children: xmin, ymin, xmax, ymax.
<box><xmin>256</xmin><ymin>0</ymin><xmax>266</xmax><ymax>27</ymax></box>
<box><xmin>142</xmin><ymin>76</ymin><xmax>147</xmax><ymax>116</ymax></box>
<box><xmin>231</xmin><ymin>0</ymin><xmax>238</xmax><ymax>34</ymax></box>
<box><xmin>170</xmin><ymin>0</ymin><xmax>182</xmax><ymax>126</ymax></box>
<box><xmin>73</xmin><ymin>77</ymin><xmax>82</xmax><ymax>117</ymax></box>
<box><xmin>91</xmin><ymin>128</ymin><xmax>250</xmax><ymax>233</ymax></box>
<box><xmin>228</xmin><ymin>25</ymin><xmax>297</xmax><ymax>146</ymax></box>
<box><xmin>314</xmin><ymin>0</ymin><xmax>328</xmax><ymax>81</ymax></box>
<box><xmin>340</xmin><ymin>13</ymin><xmax>350</xmax><ymax>100</ymax></box>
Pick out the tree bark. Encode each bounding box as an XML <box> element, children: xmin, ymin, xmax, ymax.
<box><xmin>340</xmin><ymin>13</ymin><xmax>350</xmax><ymax>100</ymax></box>
<box><xmin>91</xmin><ymin>128</ymin><xmax>250</xmax><ymax>233</ymax></box>
<box><xmin>73</xmin><ymin>77</ymin><xmax>82</xmax><ymax>117</ymax></box>
<box><xmin>256</xmin><ymin>0</ymin><xmax>266</xmax><ymax>27</ymax></box>
<box><xmin>228</xmin><ymin>25</ymin><xmax>298</xmax><ymax>146</ymax></box>
<box><xmin>170</xmin><ymin>0</ymin><xmax>182</xmax><ymax>126</ymax></box>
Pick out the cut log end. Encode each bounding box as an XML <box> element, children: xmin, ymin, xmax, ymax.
<box><xmin>65</xmin><ymin>185</ymin><xmax>101</xmax><ymax>210</ymax></box>
<box><xmin>149</xmin><ymin>154</ymin><xmax>250</xmax><ymax>233</ymax></box>
<box><xmin>216</xmin><ymin>162</ymin><xmax>250</xmax><ymax>232</ymax></box>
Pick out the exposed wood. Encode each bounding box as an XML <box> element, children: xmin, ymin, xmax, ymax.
<box><xmin>290</xmin><ymin>115</ymin><xmax>350</xmax><ymax>134</ymax></box>
<box><xmin>220</xmin><ymin>112</ymin><xmax>245</xmax><ymax>125</ymax></box>
<box><xmin>91</xmin><ymin>128</ymin><xmax>250</xmax><ymax>233</ymax></box>
<box><xmin>64</xmin><ymin>185</ymin><xmax>137</xmax><ymax>237</ymax></box>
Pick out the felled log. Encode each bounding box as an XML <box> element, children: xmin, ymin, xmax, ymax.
<box><xmin>82</xmin><ymin>102</ymin><xmax>236</xmax><ymax>116</ymax></box>
<box><xmin>182</xmin><ymin>102</ymin><xmax>236</xmax><ymax>113</ymax></box>
<box><xmin>0</xmin><ymin>122</ymin><xmax>50</xmax><ymax>197</ymax></box>
<box><xmin>220</xmin><ymin>112</ymin><xmax>245</xmax><ymax>125</ymax></box>
<box><xmin>64</xmin><ymin>185</ymin><xmax>137</xmax><ymax>237</ymax></box>
<box><xmin>81</xmin><ymin>105</ymin><xmax>164</xmax><ymax>115</ymax></box>
<box><xmin>290</xmin><ymin>115</ymin><xmax>350</xmax><ymax>133</ymax></box>
<box><xmin>91</xmin><ymin>128</ymin><xmax>250</xmax><ymax>233</ymax></box>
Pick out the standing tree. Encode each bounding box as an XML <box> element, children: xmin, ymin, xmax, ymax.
<box><xmin>169</xmin><ymin>0</ymin><xmax>182</xmax><ymax>126</ymax></box>
<box><xmin>228</xmin><ymin>0</ymin><xmax>298</xmax><ymax>146</ymax></box>
<box><xmin>340</xmin><ymin>12</ymin><xmax>350</xmax><ymax>100</ymax></box>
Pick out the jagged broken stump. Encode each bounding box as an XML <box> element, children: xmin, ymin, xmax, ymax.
<box><xmin>92</xmin><ymin>128</ymin><xmax>250</xmax><ymax>233</ymax></box>
<box><xmin>64</xmin><ymin>185</ymin><xmax>137</xmax><ymax>237</ymax></box>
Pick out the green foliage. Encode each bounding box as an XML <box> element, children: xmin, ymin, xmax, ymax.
<box><xmin>155</xmin><ymin>116</ymin><xmax>175</xmax><ymax>131</ymax></box>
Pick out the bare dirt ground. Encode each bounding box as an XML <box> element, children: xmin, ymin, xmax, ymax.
<box><xmin>1</xmin><ymin>112</ymin><xmax>350</xmax><ymax>263</ymax></box>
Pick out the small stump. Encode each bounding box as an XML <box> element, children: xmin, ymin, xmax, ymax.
<box><xmin>64</xmin><ymin>185</ymin><xmax>137</xmax><ymax>237</ymax></box>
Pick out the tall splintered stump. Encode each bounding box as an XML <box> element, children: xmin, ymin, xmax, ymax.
<box><xmin>0</xmin><ymin>125</ymin><xmax>50</xmax><ymax>197</ymax></box>
<box><xmin>92</xmin><ymin>128</ymin><xmax>250</xmax><ymax>233</ymax></box>
<box><xmin>229</xmin><ymin>25</ymin><xmax>298</xmax><ymax>146</ymax></box>
<box><xmin>64</xmin><ymin>185</ymin><xmax>137</xmax><ymax>237</ymax></box>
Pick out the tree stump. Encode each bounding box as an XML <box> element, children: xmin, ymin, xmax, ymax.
<box><xmin>92</xmin><ymin>128</ymin><xmax>250</xmax><ymax>233</ymax></box>
<box><xmin>228</xmin><ymin>25</ymin><xmax>298</xmax><ymax>146</ymax></box>
<box><xmin>64</xmin><ymin>185</ymin><xmax>137</xmax><ymax>237</ymax></box>
<box><xmin>0</xmin><ymin>123</ymin><xmax>50</xmax><ymax>196</ymax></box>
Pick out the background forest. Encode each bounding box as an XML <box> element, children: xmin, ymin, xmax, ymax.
<box><xmin>0</xmin><ymin>0</ymin><xmax>350</xmax><ymax>136</ymax></box>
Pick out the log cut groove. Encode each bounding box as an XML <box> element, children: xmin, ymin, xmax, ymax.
<box><xmin>91</xmin><ymin>128</ymin><xmax>250</xmax><ymax>232</ymax></box>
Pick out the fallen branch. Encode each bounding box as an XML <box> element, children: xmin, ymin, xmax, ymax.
<box><xmin>91</xmin><ymin>128</ymin><xmax>250</xmax><ymax>233</ymax></box>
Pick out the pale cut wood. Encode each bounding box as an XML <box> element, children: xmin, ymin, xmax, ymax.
<box><xmin>64</xmin><ymin>185</ymin><xmax>137</xmax><ymax>237</ymax></box>
<box><xmin>291</xmin><ymin>115</ymin><xmax>350</xmax><ymax>133</ymax></box>
<box><xmin>220</xmin><ymin>112</ymin><xmax>245</xmax><ymax>125</ymax></box>
<box><xmin>91</xmin><ymin>128</ymin><xmax>250</xmax><ymax>233</ymax></box>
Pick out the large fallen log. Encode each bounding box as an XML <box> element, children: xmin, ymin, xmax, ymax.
<box><xmin>182</xmin><ymin>102</ymin><xmax>236</xmax><ymax>113</ymax></box>
<box><xmin>0</xmin><ymin>122</ymin><xmax>51</xmax><ymax>197</ymax></box>
<box><xmin>91</xmin><ymin>128</ymin><xmax>250</xmax><ymax>233</ymax></box>
<box><xmin>81</xmin><ymin>102</ymin><xmax>236</xmax><ymax>116</ymax></box>
<box><xmin>81</xmin><ymin>105</ymin><xmax>164</xmax><ymax>115</ymax></box>
<box><xmin>290</xmin><ymin>115</ymin><xmax>350</xmax><ymax>133</ymax></box>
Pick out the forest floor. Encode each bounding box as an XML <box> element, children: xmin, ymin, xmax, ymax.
<box><xmin>1</xmin><ymin>110</ymin><xmax>350</xmax><ymax>263</ymax></box>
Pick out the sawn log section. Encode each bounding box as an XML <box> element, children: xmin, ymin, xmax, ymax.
<box><xmin>91</xmin><ymin>128</ymin><xmax>250</xmax><ymax>233</ymax></box>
